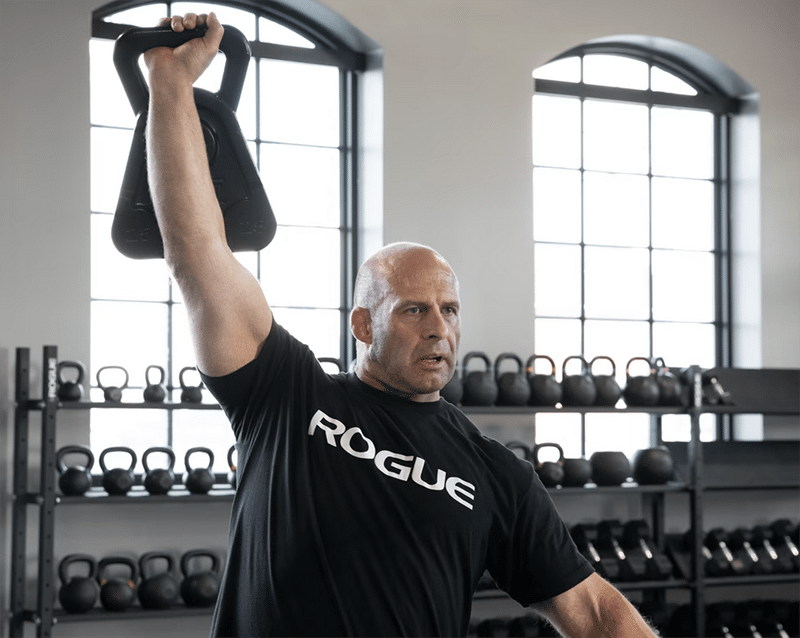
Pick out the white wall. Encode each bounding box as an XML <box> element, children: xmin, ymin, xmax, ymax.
<box><xmin>1</xmin><ymin>1</ymin><xmax>798</xmax><ymax>636</ymax></box>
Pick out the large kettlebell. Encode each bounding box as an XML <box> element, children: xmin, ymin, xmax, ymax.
<box><xmin>179</xmin><ymin>366</ymin><xmax>204</xmax><ymax>403</ymax></box>
<box><xmin>532</xmin><ymin>443</ymin><xmax>565</xmax><ymax>487</ymax></box>
<box><xmin>461</xmin><ymin>352</ymin><xmax>499</xmax><ymax>406</ymax></box>
<box><xmin>96</xmin><ymin>365</ymin><xmax>129</xmax><ymax>403</ymax></box>
<box><xmin>590</xmin><ymin>355</ymin><xmax>622</xmax><ymax>407</ymax></box>
<box><xmin>58</xmin><ymin>554</ymin><xmax>100</xmax><ymax>613</ymax></box>
<box><xmin>138</xmin><ymin>551</ymin><xmax>179</xmax><ymax>610</ymax></box>
<box><xmin>57</xmin><ymin>361</ymin><xmax>86</xmax><ymax>402</ymax></box>
<box><xmin>142</xmin><ymin>446</ymin><xmax>176</xmax><ymax>495</ymax></box>
<box><xmin>653</xmin><ymin>357</ymin><xmax>685</xmax><ymax>407</ymax></box>
<box><xmin>56</xmin><ymin>445</ymin><xmax>95</xmax><ymax>496</ymax></box>
<box><xmin>494</xmin><ymin>352</ymin><xmax>531</xmax><ymax>406</ymax></box>
<box><xmin>632</xmin><ymin>446</ymin><xmax>675</xmax><ymax>485</ymax></box>
<box><xmin>623</xmin><ymin>357</ymin><xmax>660</xmax><ymax>407</ymax></box>
<box><xmin>111</xmin><ymin>24</ymin><xmax>276</xmax><ymax>259</ymax></box>
<box><xmin>590</xmin><ymin>451</ymin><xmax>631</xmax><ymax>486</ymax></box>
<box><xmin>227</xmin><ymin>445</ymin><xmax>238</xmax><ymax>489</ymax></box>
<box><xmin>439</xmin><ymin>369</ymin><xmax>464</xmax><ymax>405</ymax></box>
<box><xmin>97</xmin><ymin>556</ymin><xmax>138</xmax><ymax>611</ymax></box>
<box><xmin>180</xmin><ymin>549</ymin><xmax>221</xmax><ymax>607</ymax></box>
<box><xmin>561</xmin><ymin>456</ymin><xmax>593</xmax><ymax>488</ymax></box>
<box><xmin>143</xmin><ymin>364</ymin><xmax>167</xmax><ymax>403</ymax></box>
<box><xmin>526</xmin><ymin>355</ymin><xmax>562</xmax><ymax>406</ymax></box>
<box><xmin>561</xmin><ymin>356</ymin><xmax>597</xmax><ymax>406</ymax></box>
<box><xmin>184</xmin><ymin>447</ymin><xmax>216</xmax><ymax>495</ymax></box>
<box><xmin>99</xmin><ymin>446</ymin><xmax>137</xmax><ymax>496</ymax></box>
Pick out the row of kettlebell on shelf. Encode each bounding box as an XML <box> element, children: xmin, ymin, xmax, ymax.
<box><xmin>57</xmin><ymin>445</ymin><xmax>237</xmax><ymax>497</ymax></box>
<box><xmin>55</xmin><ymin>361</ymin><xmax>204</xmax><ymax>403</ymax></box>
<box><xmin>442</xmin><ymin>352</ymin><xmax>733</xmax><ymax>408</ymax></box>
<box><xmin>505</xmin><ymin>441</ymin><xmax>675</xmax><ymax>487</ymax></box>
<box><xmin>58</xmin><ymin>549</ymin><xmax>222</xmax><ymax>614</ymax></box>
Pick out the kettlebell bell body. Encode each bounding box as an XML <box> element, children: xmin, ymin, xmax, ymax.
<box><xmin>461</xmin><ymin>352</ymin><xmax>498</xmax><ymax>406</ymax></box>
<box><xmin>57</xmin><ymin>360</ymin><xmax>86</xmax><ymax>402</ymax></box>
<box><xmin>179</xmin><ymin>366</ymin><xmax>204</xmax><ymax>403</ymax></box>
<box><xmin>526</xmin><ymin>355</ymin><xmax>562</xmax><ymax>406</ymax></box>
<box><xmin>99</xmin><ymin>446</ymin><xmax>137</xmax><ymax>496</ymax></box>
<box><xmin>59</xmin><ymin>554</ymin><xmax>100</xmax><ymax>613</ymax></box>
<box><xmin>654</xmin><ymin>357</ymin><xmax>685</xmax><ymax>407</ymax></box>
<box><xmin>590</xmin><ymin>451</ymin><xmax>631</xmax><ymax>486</ymax></box>
<box><xmin>56</xmin><ymin>445</ymin><xmax>95</xmax><ymax>496</ymax></box>
<box><xmin>97</xmin><ymin>556</ymin><xmax>138</xmax><ymax>611</ymax></box>
<box><xmin>494</xmin><ymin>352</ymin><xmax>531</xmax><ymax>406</ymax></box>
<box><xmin>138</xmin><ymin>551</ymin><xmax>179</xmax><ymax>609</ymax></box>
<box><xmin>440</xmin><ymin>370</ymin><xmax>463</xmax><ymax>405</ymax></box>
<box><xmin>561</xmin><ymin>356</ymin><xmax>597</xmax><ymax>406</ymax></box>
<box><xmin>561</xmin><ymin>457</ymin><xmax>593</xmax><ymax>487</ymax></box>
<box><xmin>96</xmin><ymin>365</ymin><xmax>129</xmax><ymax>403</ymax></box>
<box><xmin>533</xmin><ymin>442</ymin><xmax>565</xmax><ymax>487</ymax></box>
<box><xmin>590</xmin><ymin>355</ymin><xmax>622</xmax><ymax>407</ymax></box>
<box><xmin>185</xmin><ymin>447</ymin><xmax>216</xmax><ymax>495</ymax></box>
<box><xmin>623</xmin><ymin>357</ymin><xmax>660</xmax><ymax>407</ymax></box>
<box><xmin>227</xmin><ymin>445</ymin><xmax>238</xmax><ymax>489</ymax></box>
<box><xmin>180</xmin><ymin>549</ymin><xmax>221</xmax><ymax>607</ymax></box>
<box><xmin>142</xmin><ymin>446</ymin><xmax>176</xmax><ymax>495</ymax></box>
<box><xmin>143</xmin><ymin>364</ymin><xmax>167</xmax><ymax>403</ymax></box>
<box><xmin>632</xmin><ymin>446</ymin><xmax>675</xmax><ymax>485</ymax></box>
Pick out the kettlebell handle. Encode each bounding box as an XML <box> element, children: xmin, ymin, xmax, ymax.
<box><xmin>114</xmin><ymin>24</ymin><xmax>251</xmax><ymax>115</ymax></box>
<box><xmin>57</xmin><ymin>360</ymin><xmax>85</xmax><ymax>384</ymax></box>
<box><xmin>525</xmin><ymin>354</ymin><xmax>556</xmax><ymax>377</ymax></box>
<box><xmin>181</xmin><ymin>549</ymin><xmax>220</xmax><ymax>577</ymax></box>
<box><xmin>493</xmin><ymin>352</ymin><xmax>524</xmax><ymax>382</ymax></box>
<box><xmin>533</xmin><ymin>442</ymin><xmax>564</xmax><ymax>465</ymax></box>
<box><xmin>99</xmin><ymin>446</ymin><xmax>137</xmax><ymax>473</ymax></box>
<box><xmin>562</xmin><ymin>355</ymin><xmax>591</xmax><ymax>377</ymax></box>
<box><xmin>96</xmin><ymin>365</ymin><xmax>130</xmax><ymax>390</ymax></box>
<box><xmin>142</xmin><ymin>446</ymin><xmax>176</xmax><ymax>472</ymax></box>
<box><xmin>97</xmin><ymin>555</ymin><xmax>138</xmax><ymax>584</ymax></box>
<box><xmin>590</xmin><ymin>355</ymin><xmax>617</xmax><ymax>376</ymax></box>
<box><xmin>318</xmin><ymin>357</ymin><xmax>344</xmax><ymax>372</ymax></box>
<box><xmin>145</xmin><ymin>364</ymin><xmax>166</xmax><ymax>386</ymax></box>
<box><xmin>56</xmin><ymin>445</ymin><xmax>94</xmax><ymax>474</ymax></box>
<box><xmin>462</xmin><ymin>351</ymin><xmax>492</xmax><ymax>373</ymax></box>
<box><xmin>625</xmin><ymin>356</ymin><xmax>656</xmax><ymax>378</ymax></box>
<box><xmin>139</xmin><ymin>551</ymin><xmax>176</xmax><ymax>579</ymax></box>
<box><xmin>185</xmin><ymin>447</ymin><xmax>215</xmax><ymax>472</ymax></box>
<box><xmin>59</xmin><ymin>553</ymin><xmax>98</xmax><ymax>585</ymax></box>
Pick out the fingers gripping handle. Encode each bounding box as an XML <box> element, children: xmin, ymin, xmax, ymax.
<box><xmin>113</xmin><ymin>24</ymin><xmax>251</xmax><ymax>115</ymax></box>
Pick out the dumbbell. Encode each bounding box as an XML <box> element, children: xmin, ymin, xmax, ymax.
<box><xmin>729</xmin><ymin>527</ymin><xmax>773</xmax><ymax>575</ymax></box>
<box><xmin>755</xmin><ymin>600</ymin><xmax>792</xmax><ymax>638</ymax></box>
<box><xmin>770</xmin><ymin>519</ymin><xmax>800</xmax><ymax>571</ymax></box>
<box><xmin>750</xmin><ymin>525</ymin><xmax>796</xmax><ymax>573</ymax></box>
<box><xmin>596</xmin><ymin>519</ymin><xmax>647</xmax><ymax>581</ymax></box>
<box><xmin>706</xmin><ymin>602</ymin><xmax>737</xmax><ymax>638</ymax></box>
<box><xmin>734</xmin><ymin>603</ymin><xmax>767</xmax><ymax>638</ymax></box>
<box><xmin>622</xmin><ymin>520</ymin><xmax>674</xmax><ymax>580</ymax></box>
<box><xmin>682</xmin><ymin>530</ymin><xmax>731</xmax><ymax>577</ymax></box>
<box><xmin>705</xmin><ymin>528</ymin><xmax>750</xmax><ymax>576</ymax></box>
<box><xmin>570</xmin><ymin>523</ymin><xmax>620</xmax><ymax>581</ymax></box>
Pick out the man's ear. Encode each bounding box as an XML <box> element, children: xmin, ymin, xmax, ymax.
<box><xmin>350</xmin><ymin>307</ymin><xmax>372</xmax><ymax>344</ymax></box>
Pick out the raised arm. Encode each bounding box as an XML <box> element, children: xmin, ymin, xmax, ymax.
<box><xmin>144</xmin><ymin>12</ymin><xmax>271</xmax><ymax>377</ymax></box>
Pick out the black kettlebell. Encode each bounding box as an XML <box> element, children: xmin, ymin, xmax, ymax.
<box><xmin>96</xmin><ymin>365</ymin><xmax>129</xmax><ymax>403</ymax></box>
<box><xmin>653</xmin><ymin>357</ymin><xmax>685</xmax><ymax>406</ymax></box>
<box><xmin>99</xmin><ymin>446</ymin><xmax>137</xmax><ymax>496</ymax></box>
<box><xmin>142</xmin><ymin>446</ymin><xmax>176</xmax><ymax>495</ymax></box>
<box><xmin>494</xmin><ymin>352</ymin><xmax>531</xmax><ymax>406</ymax></box>
<box><xmin>185</xmin><ymin>447</ymin><xmax>216</xmax><ymax>495</ymax></box>
<box><xmin>56</xmin><ymin>445</ymin><xmax>94</xmax><ymax>496</ymax></box>
<box><xmin>589</xmin><ymin>451</ymin><xmax>631</xmax><ymax>486</ymax></box>
<box><xmin>532</xmin><ymin>443</ymin><xmax>565</xmax><ymax>487</ymax></box>
<box><xmin>440</xmin><ymin>369</ymin><xmax>464</xmax><ymax>405</ymax></box>
<box><xmin>138</xmin><ymin>551</ymin><xmax>179</xmax><ymax>610</ymax></box>
<box><xmin>57</xmin><ymin>360</ymin><xmax>86</xmax><ymax>402</ymax></box>
<box><xmin>632</xmin><ymin>446</ymin><xmax>675</xmax><ymax>485</ymax></box>
<box><xmin>561</xmin><ymin>456</ymin><xmax>593</xmax><ymax>488</ymax></box>
<box><xmin>180</xmin><ymin>549</ymin><xmax>221</xmax><ymax>607</ymax></box>
<box><xmin>590</xmin><ymin>355</ymin><xmax>622</xmax><ymax>407</ymax></box>
<box><xmin>143</xmin><ymin>364</ymin><xmax>167</xmax><ymax>403</ymax></box>
<box><xmin>179</xmin><ymin>366</ymin><xmax>204</xmax><ymax>403</ymax></box>
<box><xmin>526</xmin><ymin>354</ymin><xmax>562</xmax><ymax>406</ymax></box>
<box><xmin>561</xmin><ymin>356</ymin><xmax>597</xmax><ymax>406</ymax></box>
<box><xmin>227</xmin><ymin>444</ymin><xmax>238</xmax><ymax>489</ymax></box>
<box><xmin>58</xmin><ymin>554</ymin><xmax>100</xmax><ymax>613</ymax></box>
<box><xmin>623</xmin><ymin>357</ymin><xmax>660</xmax><ymax>407</ymax></box>
<box><xmin>461</xmin><ymin>352</ymin><xmax>498</xmax><ymax>406</ymax></box>
<box><xmin>97</xmin><ymin>556</ymin><xmax>137</xmax><ymax>611</ymax></box>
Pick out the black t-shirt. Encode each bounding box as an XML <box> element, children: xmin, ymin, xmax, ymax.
<box><xmin>202</xmin><ymin>322</ymin><xmax>592</xmax><ymax>637</ymax></box>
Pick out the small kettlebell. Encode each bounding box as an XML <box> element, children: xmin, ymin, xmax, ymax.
<box><xmin>97</xmin><ymin>556</ymin><xmax>137</xmax><ymax>611</ymax></box>
<box><xmin>590</xmin><ymin>355</ymin><xmax>622</xmax><ymax>407</ymax></box>
<box><xmin>561</xmin><ymin>356</ymin><xmax>597</xmax><ymax>406</ymax></box>
<box><xmin>57</xmin><ymin>360</ymin><xmax>86</xmax><ymax>402</ymax></box>
<box><xmin>56</xmin><ymin>445</ymin><xmax>95</xmax><ymax>496</ymax></box>
<box><xmin>96</xmin><ymin>365</ymin><xmax>129</xmax><ymax>403</ymax></box>
<box><xmin>180</xmin><ymin>549</ymin><xmax>221</xmax><ymax>607</ymax></box>
<box><xmin>526</xmin><ymin>354</ymin><xmax>562</xmax><ymax>407</ymax></box>
<box><xmin>532</xmin><ymin>442</ymin><xmax>565</xmax><ymax>487</ymax></box>
<box><xmin>142</xmin><ymin>446</ymin><xmax>176</xmax><ymax>495</ymax></box>
<box><xmin>654</xmin><ymin>357</ymin><xmax>685</xmax><ymax>407</ymax></box>
<box><xmin>99</xmin><ymin>446</ymin><xmax>137</xmax><ymax>496</ymax></box>
<box><xmin>143</xmin><ymin>364</ymin><xmax>167</xmax><ymax>403</ymax></box>
<box><xmin>184</xmin><ymin>447</ymin><xmax>216</xmax><ymax>495</ymax></box>
<box><xmin>440</xmin><ymin>369</ymin><xmax>464</xmax><ymax>405</ymax></box>
<box><xmin>632</xmin><ymin>446</ymin><xmax>675</xmax><ymax>485</ymax></box>
<box><xmin>138</xmin><ymin>551</ymin><xmax>179</xmax><ymax>610</ymax></box>
<box><xmin>227</xmin><ymin>444</ymin><xmax>237</xmax><ymax>489</ymax></box>
<box><xmin>179</xmin><ymin>366</ymin><xmax>204</xmax><ymax>403</ymax></box>
<box><xmin>623</xmin><ymin>357</ymin><xmax>660</xmax><ymax>407</ymax></box>
<box><xmin>494</xmin><ymin>352</ymin><xmax>531</xmax><ymax>406</ymax></box>
<box><xmin>461</xmin><ymin>352</ymin><xmax>498</xmax><ymax>406</ymax></box>
<box><xmin>58</xmin><ymin>554</ymin><xmax>100</xmax><ymax>613</ymax></box>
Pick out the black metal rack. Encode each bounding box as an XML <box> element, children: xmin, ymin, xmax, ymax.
<box><xmin>10</xmin><ymin>346</ymin><xmax>800</xmax><ymax>637</ymax></box>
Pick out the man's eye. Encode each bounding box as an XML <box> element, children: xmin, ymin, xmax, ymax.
<box><xmin>407</xmin><ymin>307</ymin><xmax>421</xmax><ymax>314</ymax></box>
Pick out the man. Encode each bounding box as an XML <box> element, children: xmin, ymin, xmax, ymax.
<box><xmin>145</xmin><ymin>12</ymin><xmax>657</xmax><ymax>637</ymax></box>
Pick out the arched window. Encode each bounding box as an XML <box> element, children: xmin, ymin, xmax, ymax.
<box><xmin>89</xmin><ymin>1</ymin><xmax>376</xmax><ymax>469</ymax></box>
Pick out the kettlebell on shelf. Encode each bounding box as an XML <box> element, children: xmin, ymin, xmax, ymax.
<box><xmin>99</xmin><ymin>446</ymin><xmax>137</xmax><ymax>496</ymax></box>
<box><xmin>96</xmin><ymin>365</ymin><xmax>130</xmax><ymax>403</ymax></box>
<box><xmin>590</xmin><ymin>451</ymin><xmax>631</xmax><ymax>486</ymax></box>
<box><xmin>180</xmin><ymin>549</ymin><xmax>221</xmax><ymax>607</ymax></box>
<box><xmin>632</xmin><ymin>446</ymin><xmax>675</xmax><ymax>485</ymax></box>
<box><xmin>623</xmin><ymin>357</ymin><xmax>660</xmax><ymax>407</ymax></box>
<box><xmin>590</xmin><ymin>355</ymin><xmax>622</xmax><ymax>407</ymax></box>
<box><xmin>184</xmin><ymin>447</ymin><xmax>216</xmax><ymax>495</ymax></box>
<box><xmin>561</xmin><ymin>455</ymin><xmax>593</xmax><ymax>488</ymax></box>
<box><xmin>532</xmin><ymin>442</ymin><xmax>565</xmax><ymax>487</ymax></box>
<box><xmin>58</xmin><ymin>554</ymin><xmax>100</xmax><ymax>613</ymax></box>
<box><xmin>97</xmin><ymin>556</ymin><xmax>138</xmax><ymax>611</ymax></box>
<box><xmin>142</xmin><ymin>446</ymin><xmax>176</xmax><ymax>495</ymax></box>
<box><xmin>143</xmin><ymin>364</ymin><xmax>167</xmax><ymax>403</ymax></box>
<box><xmin>494</xmin><ymin>352</ymin><xmax>531</xmax><ymax>406</ymax></box>
<box><xmin>57</xmin><ymin>361</ymin><xmax>86</xmax><ymax>402</ymax></box>
<box><xmin>526</xmin><ymin>354</ymin><xmax>562</xmax><ymax>407</ymax></box>
<box><xmin>138</xmin><ymin>551</ymin><xmax>179</xmax><ymax>610</ymax></box>
<box><xmin>653</xmin><ymin>357</ymin><xmax>685</xmax><ymax>407</ymax></box>
<box><xmin>461</xmin><ymin>352</ymin><xmax>498</xmax><ymax>406</ymax></box>
<box><xmin>561</xmin><ymin>356</ymin><xmax>597</xmax><ymax>407</ymax></box>
<box><xmin>56</xmin><ymin>445</ymin><xmax>95</xmax><ymax>496</ymax></box>
<box><xmin>440</xmin><ymin>369</ymin><xmax>464</xmax><ymax>405</ymax></box>
<box><xmin>227</xmin><ymin>445</ymin><xmax>238</xmax><ymax>489</ymax></box>
<box><xmin>179</xmin><ymin>366</ymin><xmax>204</xmax><ymax>403</ymax></box>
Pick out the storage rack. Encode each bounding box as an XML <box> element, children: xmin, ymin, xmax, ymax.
<box><xmin>9</xmin><ymin>345</ymin><xmax>800</xmax><ymax>637</ymax></box>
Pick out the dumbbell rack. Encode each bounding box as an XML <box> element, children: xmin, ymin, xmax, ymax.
<box><xmin>9</xmin><ymin>346</ymin><xmax>800</xmax><ymax>637</ymax></box>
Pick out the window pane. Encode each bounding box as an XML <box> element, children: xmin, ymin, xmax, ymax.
<box><xmin>532</xmin><ymin>95</ymin><xmax>581</xmax><ymax>169</ymax></box>
<box><xmin>652</xmin><ymin>249</ymin><xmax>715</xmax><ymax>322</ymax></box>
<box><xmin>105</xmin><ymin>4</ymin><xmax>168</xmax><ymax>27</ymax></box>
<box><xmin>173</xmin><ymin>411</ymin><xmax>236</xmax><ymax>473</ymax></box>
<box><xmin>584</xmin><ymin>172</ymin><xmax>649</xmax><ymax>247</ymax></box>
<box><xmin>533</xmin><ymin>319</ymin><xmax>582</xmax><ymax>370</ymax></box>
<box><xmin>172</xmin><ymin>2</ymin><xmax>257</xmax><ymax>40</ymax></box>
<box><xmin>534</xmin><ymin>244</ymin><xmax>581</xmax><ymax>317</ymax></box>
<box><xmin>90</xmin><ymin>40</ymin><xmax>136</xmax><ymax>128</ymax></box>
<box><xmin>651</xmin><ymin>107</ymin><xmax>714</xmax><ymax>179</ymax></box>
<box><xmin>261</xmin><ymin>227</ymin><xmax>340</xmax><ymax>307</ymax></box>
<box><xmin>652</xmin><ymin>177</ymin><xmax>714</xmax><ymax>251</ymax></box>
<box><xmin>653</xmin><ymin>322</ymin><xmax>716</xmax><ymax>369</ymax></box>
<box><xmin>237</xmin><ymin>58</ymin><xmax>257</xmax><ymax>140</ymax></box>
<box><xmin>259</xmin><ymin>17</ymin><xmax>315</xmax><ymax>48</ymax></box>
<box><xmin>260</xmin><ymin>59</ymin><xmax>339</xmax><ymax>146</ymax></box>
<box><xmin>260</xmin><ymin>144</ymin><xmax>340</xmax><ymax>227</ymax></box>
<box><xmin>584</xmin><ymin>100</ymin><xmax>649</xmax><ymax>174</ymax></box>
<box><xmin>585</xmin><ymin>247</ymin><xmax>650</xmax><ymax>319</ymax></box>
<box><xmin>585</xmin><ymin>413</ymin><xmax>650</xmax><ymax>460</ymax></box>
<box><xmin>651</xmin><ymin>67</ymin><xmax>697</xmax><ymax>96</ymax></box>
<box><xmin>535</xmin><ymin>413</ymin><xmax>582</xmax><ymax>458</ymax></box>
<box><xmin>90</xmin><ymin>410</ymin><xmax>169</xmax><ymax>461</ymax></box>
<box><xmin>583</xmin><ymin>54</ymin><xmax>648</xmax><ymax>90</ymax></box>
<box><xmin>91</xmin><ymin>127</ymin><xmax>133</xmax><ymax>213</ymax></box>
<box><xmin>533</xmin><ymin>57</ymin><xmax>580</xmax><ymax>82</ymax></box>
<box><xmin>272</xmin><ymin>308</ymin><xmax>341</xmax><ymax>360</ymax></box>
<box><xmin>584</xmin><ymin>320</ymin><xmax>651</xmax><ymax>383</ymax></box>
<box><xmin>533</xmin><ymin>167</ymin><xmax>581</xmax><ymax>243</ymax></box>
<box><xmin>661</xmin><ymin>413</ymin><xmax>717</xmax><ymax>442</ymax></box>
